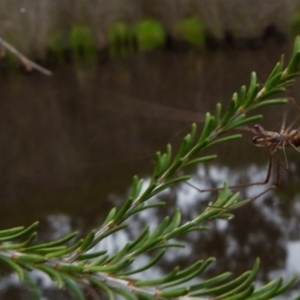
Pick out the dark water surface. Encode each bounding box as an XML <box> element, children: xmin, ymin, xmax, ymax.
<box><xmin>1</xmin><ymin>43</ymin><xmax>300</xmax><ymax>298</ymax></box>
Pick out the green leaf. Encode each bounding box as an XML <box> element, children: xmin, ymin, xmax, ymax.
<box><xmin>164</xmin><ymin>209</ymin><xmax>181</xmax><ymax>234</ymax></box>
<box><xmin>222</xmin><ymin>192</ymin><xmax>240</xmax><ymax>208</ymax></box>
<box><xmin>100</xmin><ymin>207</ymin><xmax>116</xmax><ymax>228</ymax></box>
<box><xmin>285</xmin><ymin>46</ymin><xmax>300</xmax><ymax>75</ymax></box>
<box><xmin>204</xmin><ymin>134</ymin><xmax>242</xmax><ymax>149</ymax></box>
<box><xmin>182</xmin><ymin>154</ymin><xmax>217</xmax><ymax>168</ymax></box>
<box><xmin>129</xmin><ymin>176</ymin><xmax>142</xmax><ymax>199</ymax></box>
<box><xmin>110</xmin><ymin>243</ymin><xmax>131</xmax><ymax>264</ymax></box>
<box><xmin>0</xmin><ymin>233</ymin><xmax>37</xmax><ymax>250</ymax></box>
<box><xmin>127</xmin><ymin>226</ymin><xmax>150</xmax><ymax>252</ymax></box>
<box><xmin>189</xmin><ymin>272</ymin><xmax>232</xmax><ymax>293</ymax></box>
<box><xmin>247</xmin><ymin>280</ymin><xmax>279</xmax><ymax>299</ymax></box>
<box><xmin>56</xmin><ymin>263</ymin><xmax>84</xmax><ymax>273</ymax></box>
<box><xmin>87</xmin><ymin>254</ymin><xmax>110</xmax><ymax>267</ymax></box>
<box><xmin>147</xmin><ymin>217</ymin><xmax>170</xmax><ymax>241</ymax></box>
<box><xmin>119</xmin><ymin>250</ymin><xmax>166</xmax><ymax>276</ymax></box>
<box><xmin>89</xmin><ymin>278</ymin><xmax>115</xmax><ymax>300</ymax></box>
<box><xmin>243</xmin><ymin>84</ymin><xmax>260</xmax><ymax>110</ymax></box>
<box><xmin>228</xmin><ymin>199</ymin><xmax>250</xmax><ymax>209</ymax></box>
<box><xmin>126</xmin><ymin>202</ymin><xmax>165</xmax><ymax>218</ymax></box>
<box><xmin>172</xmin><ymin>133</ymin><xmax>194</xmax><ymax>163</ymax></box>
<box><xmin>135</xmin><ymin>267</ymin><xmax>179</xmax><ymax>286</ymax></box>
<box><xmin>264</xmin><ymin>72</ymin><xmax>282</xmax><ymax>91</ymax></box>
<box><xmin>257</xmin><ymin>87</ymin><xmax>286</xmax><ymax>101</ymax></box>
<box><xmin>152</xmin><ymin>242</ymin><xmax>185</xmax><ymax>250</ymax></box>
<box><xmin>45</xmin><ymin>239</ymin><xmax>83</xmax><ymax>258</ymax></box>
<box><xmin>163</xmin><ymin>258</ymin><xmax>214</xmax><ymax>288</ymax></box>
<box><xmin>137</xmin><ymin>293</ymin><xmax>154</xmax><ymax>300</ymax></box>
<box><xmin>279</xmin><ymin>71</ymin><xmax>300</xmax><ymax>82</ymax></box>
<box><xmin>24</xmin><ymin>246</ymin><xmax>67</xmax><ymax>255</ymax></box>
<box><xmin>114</xmin><ymin>198</ymin><xmax>134</xmax><ymax>223</ymax></box>
<box><xmin>0</xmin><ymin>255</ymin><xmax>24</xmax><ymax>281</ymax></box>
<box><xmin>273</xmin><ymin>275</ymin><xmax>298</xmax><ymax>297</ymax></box>
<box><xmin>220</xmin><ymin>94</ymin><xmax>238</xmax><ymax>127</ymax></box>
<box><xmin>116</xmin><ymin>288</ymin><xmax>139</xmax><ymax>300</ymax></box>
<box><xmin>153</xmin><ymin>151</ymin><xmax>163</xmax><ymax>177</ymax></box>
<box><xmin>219</xmin><ymin>284</ymin><xmax>255</xmax><ymax>299</ymax></box>
<box><xmin>214</xmin><ymin>258</ymin><xmax>260</xmax><ymax>298</ymax></box>
<box><xmin>160</xmin><ymin>286</ymin><xmax>190</xmax><ymax>298</ymax></box>
<box><xmin>264</xmin><ymin>61</ymin><xmax>283</xmax><ymax>87</ymax></box>
<box><xmin>199</xmin><ymin>112</ymin><xmax>213</xmax><ymax>143</ymax></box>
<box><xmin>0</xmin><ymin>222</ymin><xmax>39</xmax><ymax>242</ymax></box>
<box><xmin>24</xmin><ymin>272</ymin><xmax>41</xmax><ymax>300</ymax></box>
<box><xmin>246</xmin><ymin>98</ymin><xmax>288</xmax><ymax>111</ymax></box>
<box><xmin>245</xmin><ymin>72</ymin><xmax>257</xmax><ymax>101</ymax></box>
<box><xmin>79</xmin><ymin>230</ymin><xmax>95</xmax><ymax>252</ymax></box>
<box><xmin>152</xmin><ymin>176</ymin><xmax>190</xmax><ymax>195</ymax></box>
<box><xmin>237</xmin><ymin>85</ymin><xmax>247</xmax><ymax>107</ymax></box>
<box><xmin>39</xmin><ymin>265</ymin><xmax>64</xmax><ymax>289</ymax></box>
<box><xmin>223</xmin><ymin>115</ymin><xmax>262</xmax><ymax>131</ymax></box>
<box><xmin>159</xmin><ymin>144</ymin><xmax>172</xmax><ymax>174</ymax></box>
<box><xmin>214</xmin><ymin>103</ymin><xmax>222</xmax><ymax>127</ymax></box>
<box><xmin>13</xmin><ymin>253</ymin><xmax>47</xmax><ymax>264</ymax></box>
<box><xmin>89</xmin><ymin>257</ymin><xmax>133</xmax><ymax>273</ymax></box>
<box><xmin>97</xmin><ymin>224</ymin><xmax>128</xmax><ymax>240</ymax></box>
<box><xmin>0</xmin><ymin>226</ymin><xmax>25</xmax><ymax>237</ymax></box>
<box><xmin>61</xmin><ymin>275</ymin><xmax>85</xmax><ymax>300</ymax></box>
<box><xmin>24</xmin><ymin>232</ymin><xmax>78</xmax><ymax>251</ymax></box>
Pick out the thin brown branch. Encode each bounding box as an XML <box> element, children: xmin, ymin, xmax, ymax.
<box><xmin>0</xmin><ymin>36</ymin><xmax>52</xmax><ymax>76</ymax></box>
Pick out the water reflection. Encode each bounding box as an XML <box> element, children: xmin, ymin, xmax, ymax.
<box><xmin>92</xmin><ymin>162</ymin><xmax>300</xmax><ymax>297</ymax></box>
<box><xmin>70</xmin><ymin>161</ymin><xmax>300</xmax><ymax>298</ymax></box>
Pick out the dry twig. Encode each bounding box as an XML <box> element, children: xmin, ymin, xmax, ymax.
<box><xmin>0</xmin><ymin>36</ymin><xmax>52</xmax><ymax>76</ymax></box>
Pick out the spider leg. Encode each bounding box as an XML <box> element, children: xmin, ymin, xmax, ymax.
<box><xmin>186</xmin><ymin>152</ymin><xmax>280</xmax><ymax>210</ymax></box>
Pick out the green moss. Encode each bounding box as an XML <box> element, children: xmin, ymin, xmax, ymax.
<box><xmin>134</xmin><ymin>20</ymin><xmax>165</xmax><ymax>50</ymax></box>
<box><xmin>70</xmin><ymin>26</ymin><xmax>97</xmax><ymax>60</ymax></box>
<box><xmin>175</xmin><ymin>17</ymin><xmax>205</xmax><ymax>47</ymax></box>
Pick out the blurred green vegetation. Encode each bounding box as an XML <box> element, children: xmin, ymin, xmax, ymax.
<box><xmin>175</xmin><ymin>17</ymin><xmax>205</xmax><ymax>47</ymax></box>
<box><xmin>134</xmin><ymin>20</ymin><xmax>165</xmax><ymax>50</ymax></box>
<box><xmin>108</xmin><ymin>22</ymin><xmax>136</xmax><ymax>56</ymax></box>
<box><xmin>70</xmin><ymin>26</ymin><xmax>98</xmax><ymax>61</ymax></box>
<box><xmin>47</xmin><ymin>30</ymin><xmax>66</xmax><ymax>63</ymax></box>
<box><xmin>2</xmin><ymin>16</ymin><xmax>206</xmax><ymax>65</ymax></box>
<box><xmin>291</xmin><ymin>12</ymin><xmax>300</xmax><ymax>35</ymax></box>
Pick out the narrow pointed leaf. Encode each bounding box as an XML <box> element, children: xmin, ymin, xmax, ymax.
<box><xmin>182</xmin><ymin>154</ymin><xmax>217</xmax><ymax>168</ymax></box>
<box><xmin>90</xmin><ymin>278</ymin><xmax>115</xmax><ymax>300</ymax></box>
<box><xmin>0</xmin><ymin>255</ymin><xmax>24</xmax><ymax>281</ymax></box>
<box><xmin>189</xmin><ymin>273</ymin><xmax>232</xmax><ymax>293</ymax></box>
<box><xmin>76</xmin><ymin>250</ymin><xmax>107</xmax><ymax>261</ymax></box>
<box><xmin>39</xmin><ymin>265</ymin><xmax>64</xmax><ymax>289</ymax></box>
<box><xmin>45</xmin><ymin>240</ymin><xmax>83</xmax><ymax>258</ymax></box>
<box><xmin>61</xmin><ymin>275</ymin><xmax>85</xmax><ymax>300</ymax></box>
<box><xmin>247</xmin><ymin>98</ymin><xmax>288</xmax><ymax>111</ymax></box>
<box><xmin>204</xmin><ymin>134</ymin><xmax>241</xmax><ymax>150</ymax></box>
<box><xmin>0</xmin><ymin>222</ymin><xmax>39</xmax><ymax>242</ymax></box>
<box><xmin>135</xmin><ymin>267</ymin><xmax>179</xmax><ymax>286</ymax></box>
<box><xmin>24</xmin><ymin>232</ymin><xmax>78</xmax><ymax>251</ymax></box>
<box><xmin>119</xmin><ymin>250</ymin><xmax>166</xmax><ymax>276</ymax></box>
<box><xmin>24</xmin><ymin>272</ymin><xmax>41</xmax><ymax>300</ymax></box>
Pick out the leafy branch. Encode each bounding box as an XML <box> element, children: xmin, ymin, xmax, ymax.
<box><xmin>1</xmin><ymin>37</ymin><xmax>300</xmax><ymax>299</ymax></box>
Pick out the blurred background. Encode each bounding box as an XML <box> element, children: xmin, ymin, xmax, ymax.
<box><xmin>1</xmin><ymin>1</ymin><xmax>300</xmax><ymax>299</ymax></box>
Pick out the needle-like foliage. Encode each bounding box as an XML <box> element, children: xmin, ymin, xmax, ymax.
<box><xmin>1</xmin><ymin>37</ymin><xmax>300</xmax><ymax>300</ymax></box>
